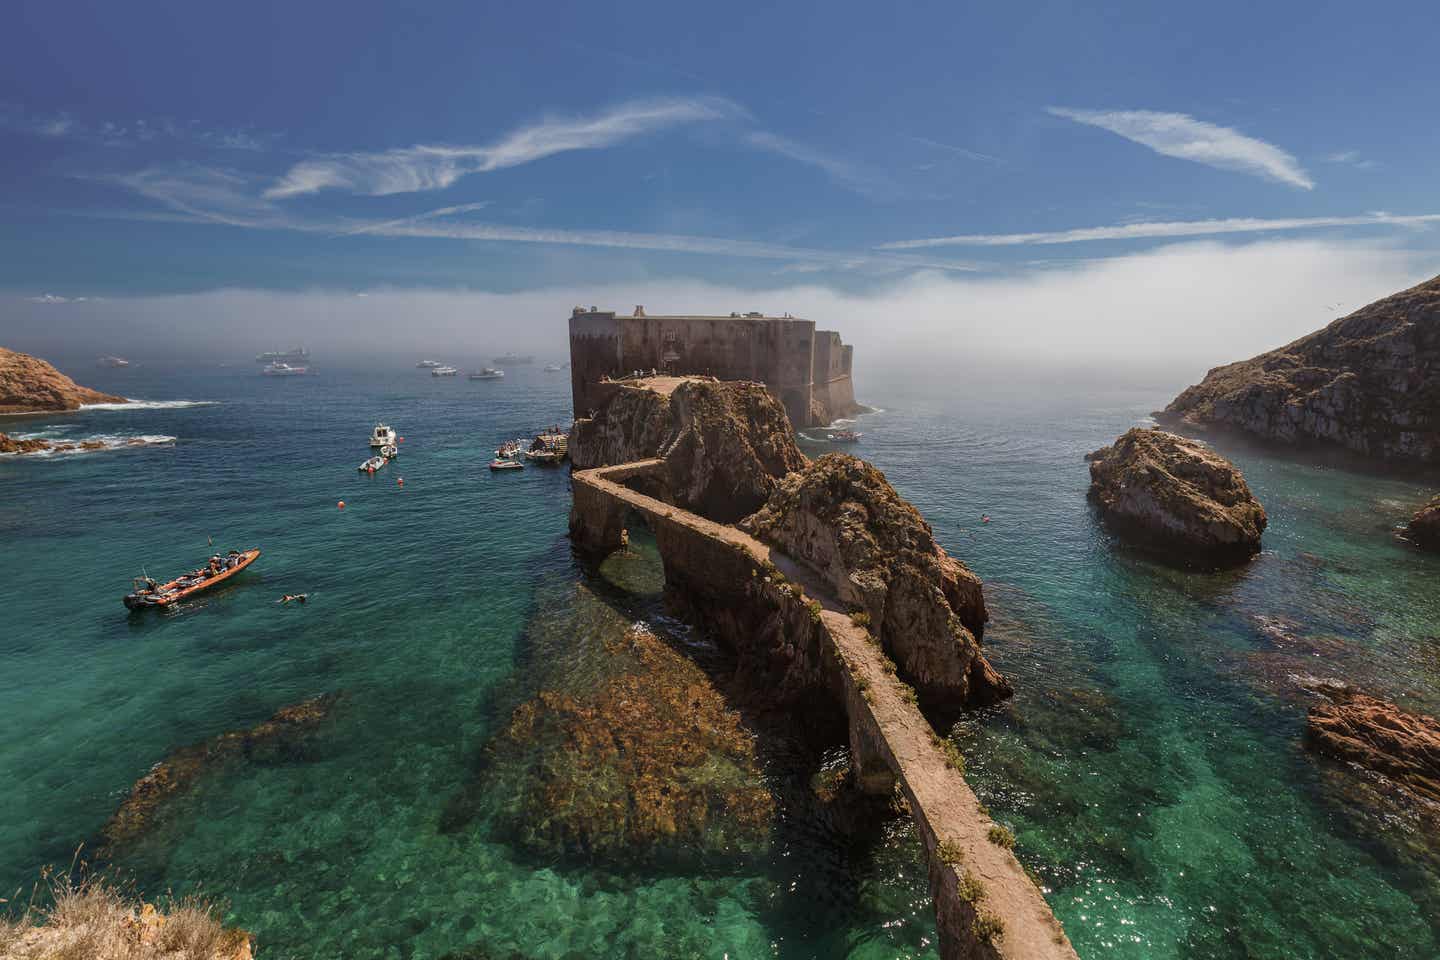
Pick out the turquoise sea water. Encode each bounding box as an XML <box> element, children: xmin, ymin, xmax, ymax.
<box><xmin>2</xmin><ymin>362</ymin><xmax>1437</xmax><ymax>959</ymax></box>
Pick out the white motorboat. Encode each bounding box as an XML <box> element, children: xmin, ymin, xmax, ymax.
<box><xmin>543</xmin><ymin>363</ymin><xmax>563</xmax><ymax>372</ymax></box>
<box><xmin>359</xmin><ymin>455</ymin><xmax>387</xmax><ymax>472</ymax></box>
<box><xmin>416</xmin><ymin>360</ymin><xmax>443</xmax><ymax>369</ymax></box>
<box><xmin>489</xmin><ymin>458</ymin><xmax>523</xmax><ymax>471</ymax></box>
<box><xmin>98</xmin><ymin>355</ymin><xmax>131</xmax><ymax>368</ymax></box>
<box><xmin>468</xmin><ymin>368</ymin><xmax>505</xmax><ymax>380</ymax></box>
<box><xmin>431</xmin><ymin>365</ymin><xmax>459</xmax><ymax>377</ymax></box>
<box><xmin>369</xmin><ymin>423</ymin><xmax>397</xmax><ymax>448</ymax></box>
<box><xmin>263</xmin><ymin>361</ymin><xmax>308</xmax><ymax>376</ymax></box>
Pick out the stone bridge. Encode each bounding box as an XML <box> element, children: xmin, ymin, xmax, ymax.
<box><xmin>571</xmin><ymin>460</ymin><xmax>1078</xmax><ymax>960</ymax></box>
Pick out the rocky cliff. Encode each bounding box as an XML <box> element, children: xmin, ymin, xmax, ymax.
<box><xmin>740</xmin><ymin>453</ymin><xmax>1009</xmax><ymax>711</ymax></box>
<box><xmin>1087</xmin><ymin>428</ymin><xmax>1267</xmax><ymax>567</ymax></box>
<box><xmin>1304</xmin><ymin>680</ymin><xmax>1440</xmax><ymax>806</ymax></box>
<box><xmin>571</xmin><ymin>379</ymin><xmax>807</xmax><ymax>523</ymax></box>
<box><xmin>1159</xmin><ymin>274</ymin><xmax>1440</xmax><ymax>463</ymax></box>
<box><xmin>0</xmin><ymin>346</ymin><xmax>125</xmax><ymax>414</ymax></box>
<box><xmin>1404</xmin><ymin>495</ymin><xmax>1440</xmax><ymax>550</ymax></box>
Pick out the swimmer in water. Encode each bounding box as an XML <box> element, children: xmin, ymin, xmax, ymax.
<box><xmin>279</xmin><ymin>593</ymin><xmax>308</xmax><ymax>604</ymax></box>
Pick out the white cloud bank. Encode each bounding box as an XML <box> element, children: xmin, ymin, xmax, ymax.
<box><xmin>265</xmin><ymin>98</ymin><xmax>735</xmax><ymax>199</ymax></box>
<box><xmin>10</xmin><ymin>239</ymin><xmax>1431</xmax><ymax>380</ymax></box>
<box><xmin>880</xmin><ymin>212</ymin><xmax>1440</xmax><ymax>249</ymax></box>
<box><xmin>1048</xmin><ymin>107</ymin><xmax>1314</xmax><ymax>190</ymax></box>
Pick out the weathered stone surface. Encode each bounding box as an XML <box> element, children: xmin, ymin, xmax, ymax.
<box><xmin>740</xmin><ymin>453</ymin><xmax>1009</xmax><ymax>711</ymax></box>
<box><xmin>1086</xmin><ymin>428</ymin><xmax>1266</xmax><ymax>567</ymax></box>
<box><xmin>0</xmin><ymin>431</ymin><xmax>52</xmax><ymax>454</ymax></box>
<box><xmin>0</xmin><ymin>346</ymin><xmax>125</xmax><ymax>414</ymax></box>
<box><xmin>1159</xmin><ymin>274</ymin><xmax>1440</xmax><ymax>463</ymax></box>
<box><xmin>100</xmin><ymin>694</ymin><xmax>338</xmax><ymax>855</ymax></box>
<box><xmin>571</xmin><ymin>379</ymin><xmax>806</xmax><ymax>523</ymax></box>
<box><xmin>1302</xmin><ymin>679</ymin><xmax>1440</xmax><ymax>806</ymax></box>
<box><xmin>1404</xmin><ymin>495</ymin><xmax>1440</xmax><ymax>550</ymax></box>
<box><xmin>482</xmin><ymin>625</ymin><xmax>773</xmax><ymax>865</ymax></box>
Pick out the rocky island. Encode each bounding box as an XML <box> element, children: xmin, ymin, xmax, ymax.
<box><xmin>1086</xmin><ymin>427</ymin><xmax>1267</xmax><ymax>567</ymax></box>
<box><xmin>0</xmin><ymin>345</ymin><xmax>126</xmax><ymax>414</ymax></box>
<box><xmin>1159</xmin><ymin>274</ymin><xmax>1440</xmax><ymax>463</ymax></box>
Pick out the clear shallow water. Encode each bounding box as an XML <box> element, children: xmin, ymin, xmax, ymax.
<box><xmin>1</xmin><ymin>363</ymin><xmax>1437</xmax><ymax>959</ymax></box>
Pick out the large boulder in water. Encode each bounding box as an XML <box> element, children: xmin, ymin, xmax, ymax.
<box><xmin>1403</xmin><ymin>495</ymin><xmax>1440</xmax><ymax>551</ymax></box>
<box><xmin>1086</xmin><ymin>428</ymin><xmax>1266</xmax><ymax>567</ymax></box>
<box><xmin>0</xmin><ymin>346</ymin><xmax>126</xmax><ymax>413</ymax></box>
<box><xmin>1303</xmin><ymin>680</ymin><xmax>1440</xmax><ymax>806</ymax></box>
<box><xmin>481</xmin><ymin>625</ymin><xmax>774</xmax><ymax>866</ymax></box>
<box><xmin>1159</xmin><ymin>274</ymin><xmax>1440</xmax><ymax>463</ymax></box>
<box><xmin>571</xmin><ymin>378</ymin><xmax>806</xmax><ymax>523</ymax></box>
<box><xmin>740</xmin><ymin>453</ymin><xmax>1010</xmax><ymax>711</ymax></box>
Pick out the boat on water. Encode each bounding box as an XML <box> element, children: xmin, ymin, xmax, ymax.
<box><xmin>98</xmin><ymin>355</ymin><xmax>131</xmax><ymax>368</ymax></box>
<box><xmin>123</xmin><ymin>549</ymin><xmax>260</xmax><ymax>610</ymax></box>
<box><xmin>489</xmin><ymin>458</ymin><xmax>523</xmax><ymax>471</ymax></box>
<box><xmin>431</xmin><ymin>365</ymin><xmax>459</xmax><ymax>377</ymax></box>
<box><xmin>359</xmin><ymin>454</ymin><xmax>388</xmax><ymax>472</ymax></box>
<box><xmin>369</xmin><ymin>423</ymin><xmax>397</xmax><ymax>448</ymax></box>
<box><xmin>494</xmin><ymin>353</ymin><xmax>534</xmax><ymax>365</ymax></box>
<box><xmin>416</xmin><ymin>360</ymin><xmax>443</xmax><ymax>369</ymax></box>
<box><xmin>542</xmin><ymin>363</ymin><xmax>563</xmax><ymax>372</ymax></box>
<box><xmin>257</xmin><ymin>348</ymin><xmax>310</xmax><ymax>364</ymax></box>
<box><xmin>495</xmin><ymin>439</ymin><xmax>523</xmax><ymax>458</ymax></box>
<box><xmin>827</xmin><ymin>430</ymin><xmax>862</xmax><ymax>443</ymax></box>
<box><xmin>263</xmin><ymin>361</ymin><xmax>309</xmax><ymax>376</ymax></box>
<box><xmin>469</xmin><ymin>368</ymin><xmax>505</xmax><ymax>380</ymax></box>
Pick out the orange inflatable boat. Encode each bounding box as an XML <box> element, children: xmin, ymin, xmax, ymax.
<box><xmin>123</xmin><ymin>548</ymin><xmax>260</xmax><ymax>609</ymax></box>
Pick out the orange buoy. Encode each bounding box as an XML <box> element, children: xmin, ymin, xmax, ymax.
<box><xmin>397</xmin><ymin>477</ymin><xmax>404</xmax><ymax>486</ymax></box>
<box><xmin>337</xmin><ymin>500</ymin><xmax>346</xmax><ymax>509</ymax></box>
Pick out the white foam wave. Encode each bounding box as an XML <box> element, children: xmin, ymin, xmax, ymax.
<box><xmin>2</xmin><ymin>434</ymin><xmax>177</xmax><ymax>458</ymax></box>
<box><xmin>80</xmin><ymin>399</ymin><xmax>218</xmax><ymax>411</ymax></box>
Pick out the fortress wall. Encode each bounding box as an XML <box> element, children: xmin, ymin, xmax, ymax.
<box><xmin>568</xmin><ymin>310</ymin><xmax>622</xmax><ymax>418</ymax></box>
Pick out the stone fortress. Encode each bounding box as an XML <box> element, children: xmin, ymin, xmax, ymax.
<box><xmin>568</xmin><ymin>305</ymin><xmax>860</xmax><ymax>428</ymax></box>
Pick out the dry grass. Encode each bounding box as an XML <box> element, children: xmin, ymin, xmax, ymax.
<box><xmin>0</xmin><ymin>870</ymin><xmax>249</xmax><ymax>960</ymax></box>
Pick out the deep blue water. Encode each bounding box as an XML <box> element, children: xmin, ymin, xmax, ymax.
<box><xmin>2</xmin><ymin>361</ymin><xmax>1437</xmax><ymax>959</ymax></box>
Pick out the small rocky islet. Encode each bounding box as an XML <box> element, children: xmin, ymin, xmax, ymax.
<box><xmin>0</xmin><ymin>345</ymin><xmax>126</xmax><ymax>414</ymax></box>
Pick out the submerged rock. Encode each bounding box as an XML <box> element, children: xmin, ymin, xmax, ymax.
<box><xmin>100</xmin><ymin>694</ymin><xmax>339</xmax><ymax>855</ymax></box>
<box><xmin>740</xmin><ymin>453</ymin><xmax>1010</xmax><ymax>710</ymax></box>
<box><xmin>571</xmin><ymin>378</ymin><xmax>806</xmax><ymax>522</ymax></box>
<box><xmin>0</xmin><ymin>431</ymin><xmax>53</xmax><ymax>454</ymax></box>
<box><xmin>1303</xmin><ymin>680</ymin><xmax>1440</xmax><ymax>806</ymax></box>
<box><xmin>482</xmin><ymin>625</ymin><xmax>774</xmax><ymax>865</ymax></box>
<box><xmin>1159</xmin><ymin>274</ymin><xmax>1440</xmax><ymax>463</ymax></box>
<box><xmin>0</xmin><ymin>346</ymin><xmax>126</xmax><ymax>413</ymax></box>
<box><xmin>1403</xmin><ymin>495</ymin><xmax>1440</xmax><ymax>550</ymax></box>
<box><xmin>1086</xmin><ymin>428</ymin><xmax>1267</xmax><ymax>567</ymax></box>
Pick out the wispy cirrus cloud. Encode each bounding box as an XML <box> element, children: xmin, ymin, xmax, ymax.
<box><xmin>1047</xmin><ymin>107</ymin><xmax>1314</xmax><ymax>190</ymax></box>
<box><xmin>108</xmin><ymin>164</ymin><xmax>978</xmax><ymax>273</ymax></box>
<box><xmin>878</xmin><ymin>212</ymin><xmax>1440</xmax><ymax>249</ymax></box>
<box><xmin>26</xmin><ymin>293</ymin><xmax>95</xmax><ymax>304</ymax></box>
<box><xmin>0</xmin><ymin>104</ymin><xmax>272</xmax><ymax>150</ymax></box>
<box><xmin>264</xmin><ymin>97</ymin><xmax>737</xmax><ymax>199</ymax></box>
<box><xmin>1323</xmin><ymin>150</ymin><xmax>1378</xmax><ymax>171</ymax></box>
<box><xmin>743</xmin><ymin>130</ymin><xmax>893</xmax><ymax>198</ymax></box>
<box><xmin>907</xmin><ymin>135</ymin><xmax>1000</xmax><ymax>164</ymax></box>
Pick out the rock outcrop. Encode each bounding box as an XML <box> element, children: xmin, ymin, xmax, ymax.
<box><xmin>0</xmin><ymin>346</ymin><xmax>125</xmax><ymax>414</ymax></box>
<box><xmin>481</xmin><ymin>625</ymin><xmax>773</xmax><ymax>865</ymax></box>
<box><xmin>1159</xmin><ymin>274</ymin><xmax>1440</xmax><ymax>463</ymax></box>
<box><xmin>571</xmin><ymin>379</ymin><xmax>806</xmax><ymax>522</ymax></box>
<box><xmin>100</xmin><ymin>694</ymin><xmax>338</xmax><ymax>855</ymax></box>
<box><xmin>1403</xmin><ymin>495</ymin><xmax>1440</xmax><ymax>550</ymax></box>
<box><xmin>0</xmin><ymin>432</ymin><xmax>54</xmax><ymax>454</ymax></box>
<box><xmin>740</xmin><ymin>453</ymin><xmax>1009</xmax><ymax>711</ymax></box>
<box><xmin>1086</xmin><ymin>428</ymin><xmax>1267</xmax><ymax>567</ymax></box>
<box><xmin>1303</xmin><ymin>680</ymin><xmax>1440</xmax><ymax>806</ymax></box>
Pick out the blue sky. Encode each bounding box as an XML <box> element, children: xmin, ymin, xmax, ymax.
<box><xmin>2</xmin><ymin>0</ymin><xmax>1438</xmax><ymax>364</ymax></box>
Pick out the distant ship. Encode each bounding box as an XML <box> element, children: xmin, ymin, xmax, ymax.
<box><xmin>97</xmin><ymin>356</ymin><xmax>131</xmax><ymax>368</ymax></box>
<box><xmin>263</xmin><ymin>361</ymin><xmax>309</xmax><ymax>376</ymax></box>
<box><xmin>469</xmin><ymin>368</ymin><xmax>505</xmax><ymax>380</ymax></box>
<box><xmin>542</xmin><ymin>363</ymin><xmax>563</xmax><ymax>372</ymax></box>
<box><xmin>416</xmin><ymin>360</ymin><xmax>443</xmax><ymax>369</ymax></box>
<box><xmin>493</xmin><ymin>353</ymin><xmax>534</xmax><ymax>365</ymax></box>
<box><xmin>431</xmin><ymin>365</ymin><xmax>459</xmax><ymax>377</ymax></box>
<box><xmin>256</xmin><ymin>347</ymin><xmax>311</xmax><ymax>364</ymax></box>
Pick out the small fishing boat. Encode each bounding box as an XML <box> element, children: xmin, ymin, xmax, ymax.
<box><xmin>379</xmin><ymin>443</ymin><xmax>398</xmax><ymax>459</ymax></box>
<box><xmin>263</xmin><ymin>361</ymin><xmax>308</xmax><ymax>376</ymax></box>
<box><xmin>416</xmin><ymin>360</ymin><xmax>443</xmax><ymax>369</ymax></box>
<box><xmin>489</xmin><ymin>458</ymin><xmax>524</xmax><ymax>471</ymax></box>
<box><xmin>469</xmin><ymin>368</ymin><xmax>505</xmax><ymax>380</ymax></box>
<box><xmin>431</xmin><ymin>365</ymin><xmax>459</xmax><ymax>377</ymax></box>
<box><xmin>543</xmin><ymin>363</ymin><xmax>563</xmax><ymax>372</ymax></box>
<box><xmin>369</xmin><ymin>423</ymin><xmax>397</xmax><ymax>448</ymax></box>
<box><xmin>123</xmin><ymin>549</ymin><xmax>260</xmax><ymax>610</ymax></box>
<box><xmin>359</xmin><ymin>455</ymin><xmax>387</xmax><ymax>472</ymax></box>
<box><xmin>827</xmin><ymin>430</ymin><xmax>862</xmax><ymax>443</ymax></box>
